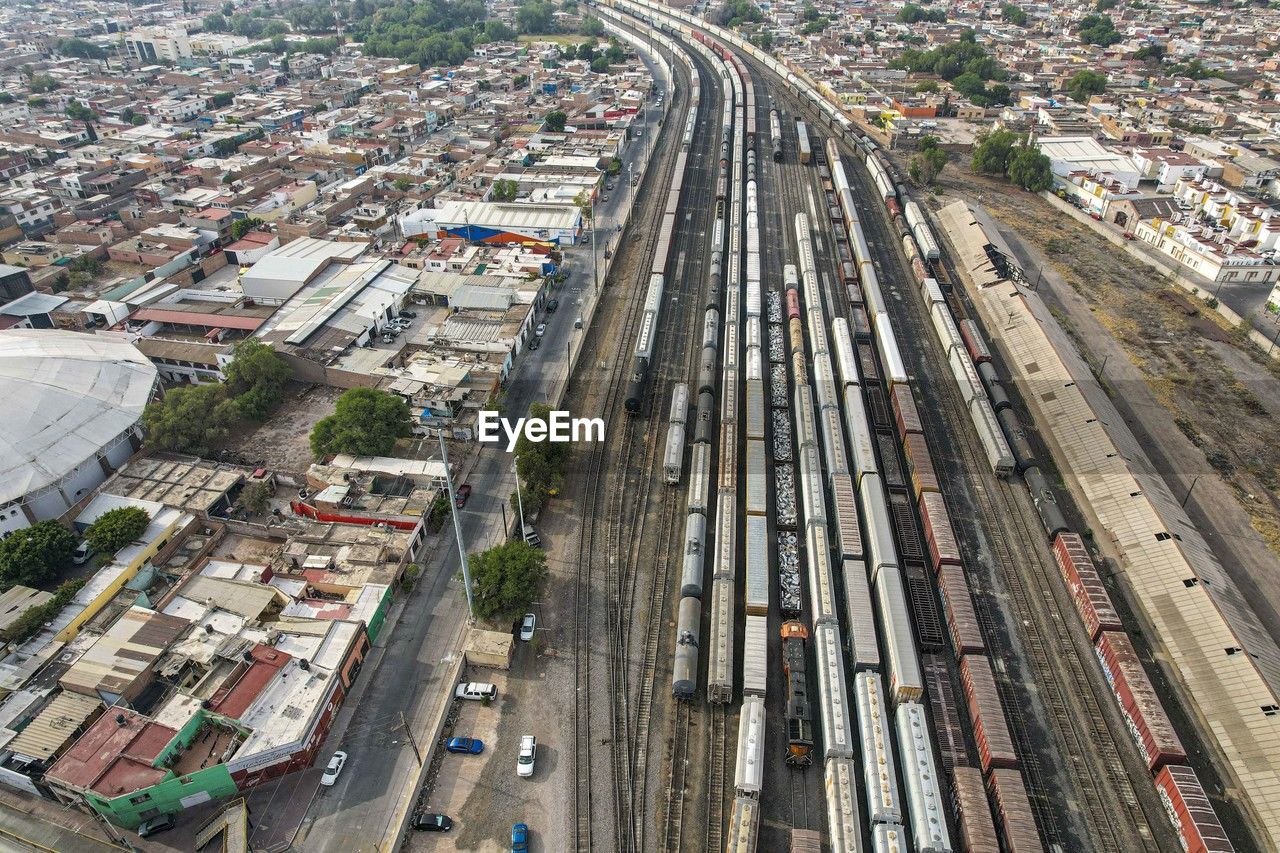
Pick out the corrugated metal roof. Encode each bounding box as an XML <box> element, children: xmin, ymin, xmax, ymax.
<box><xmin>7</xmin><ymin>691</ymin><xmax>102</xmax><ymax>762</ymax></box>
<box><xmin>0</xmin><ymin>586</ymin><xmax>53</xmax><ymax>635</ymax></box>
<box><xmin>131</xmin><ymin>308</ymin><xmax>265</xmax><ymax>331</ymax></box>
<box><xmin>939</xmin><ymin>200</ymin><xmax>1280</xmax><ymax>847</ymax></box>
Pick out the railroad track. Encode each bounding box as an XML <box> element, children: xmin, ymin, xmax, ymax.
<box><xmin>569</xmin><ymin>36</ymin><xmax>693</xmax><ymax>853</ymax></box>
<box><xmin>838</xmin><ymin>139</ymin><xmax>1159</xmax><ymax>853</ymax></box>
<box><xmin>661</xmin><ymin>701</ymin><xmax>692</xmax><ymax>851</ymax></box>
<box><xmin>704</xmin><ymin>704</ymin><xmax>729</xmax><ymax>852</ymax></box>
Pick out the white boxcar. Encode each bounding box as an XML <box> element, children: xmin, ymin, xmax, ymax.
<box><xmin>842</xmin><ymin>558</ymin><xmax>880</xmax><ymax>672</ymax></box>
<box><xmin>708</xmin><ymin>577</ymin><xmax>735</xmax><ymax>703</ymax></box>
<box><xmin>823</xmin><ymin>756</ymin><xmax>863</xmax><ymax>853</ymax></box>
<box><xmin>895</xmin><ymin>701</ymin><xmax>952</xmax><ymax>853</ymax></box>
<box><xmin>793</xmin><ymin>384</ymin><xmax>818</xmax><ymax>451</ymax></box>
<box><xmin>874</xmin><ymin>566</ymin><xmax>924</xmax><ymax>704</ymax></box>
<box><xmin>843</xmin><ymin>386</ymin><xmax>878</xmax><ymax>482</ymax></box>
<box><xmin>873</xmin><ymin>313</ymin><xmax>908</xmax><ymax>387</ymax></box>
<box><xmin>831</xmin><ymin>318</ymin><xmax>860</xmax><ymax>388</ymax></box>
<box><xmin>727</xmin><ymin>796</ymin><xmax>760</xmax><ymax>853</ymax></box>
<box><xmin>806</xmin><ymin>523</ymin><xmax>838</xmax><ymax>627</ymax></box>
<box><xmin>742</xmin><ymin>614</ymin><xmax>769</xmax><ymax>696</ymax></box>
<box><xmin>663</xmin><ymin>422</ymin><xmax>685</xmax><ymax>485</ymax></box>
<box><xmin>872</xmin><ymin>824</ymin><xmax>907</xmax><ymax>853</ymax></box>
<box><xmin>745</xmin><ymin>438</ymin><xmax>768</xmax><ymax>516</ymax></box>
<box><xmin>734</xmin><ymin>695</ymin><xmax>765</xmax><ymax>796</ymax></box>
<box><xmin>745</xmin><ymin>379</ymin><xmax>765</xmax><ymax>440</ymax></box>
<box><xmin>819</xmin><ymin>406</ymin><xmax>849</xmax><ymax>479</ymax></box>
<box><xmin>745</xmin><ymin>515</ymin><xmax>769</xmax><ymax>616</ymax></box>
<box><xmin>797</xmin><ymin>444</ymin><xmax>826</xmax><ymax>527</ymax></box>
<box><xmin>858</xmin><ymin>472</ymin><xmax>898</xmax><ymax>583</ymax></box>
<box><xmin>855</xmin><ymin>672</ymin><xmax>902</xmax><ymax>825</ymax></box>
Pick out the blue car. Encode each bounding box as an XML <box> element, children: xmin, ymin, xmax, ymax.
<box><xmin>446</xmin><ymin>737</ymin><xmax>484</xmax><ymax>755</ymax></box>
<box><xmin>511</xmin><ymin>822</ymin><xmax>529</xmax><ymax>852</ymax></box>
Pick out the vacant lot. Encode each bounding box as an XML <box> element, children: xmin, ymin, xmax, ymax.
<box><xmin>931</xmin><ymin>165</ymin><xmax>1280</xmax><ymax>556</ymax></box>
<box><xmin>235</xmin><ymin>383</ymin><xmax>345</xmax><ymax>474</ymax></box>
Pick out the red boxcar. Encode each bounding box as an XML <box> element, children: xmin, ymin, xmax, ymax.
<box><xmin>1053</xmin><ymin>533</ymin><xmax>1122</xmax><ymax>641</ymax></box>
<box><xmin>919</xmin><ymin>491</ymin><xmax>961</xmax><ymax>571</ymax></box>
<box><xmin>785</xmin><ymin>288</ymin><xmax>802</xmax><ymax>321</ymax></box>
<box><xmin>1153</xmin><ymin>765</ymin><xmax>1234</xmax><ymax>853</ymax></box>
<box><xmin>891</xmin><ymin>383</ymin><xmax>924</xmax><ymax>436</ymax></box>
<box><xmin>951</xmin><ymin>765</ymin><xmax>1001</xmax><ymax>853</ymax></box>
<box><xmin>911</xmin><ymin>255</ymin><xmax>928</xmax><ymax>287</ymax></box>
<box><xmin>959</xmin><ymin>318</ymin><xmax>993</xmax><ymax>365</ymax></box>
<box><xmin>938</xmin><ymin>564</ymin><xmax>986</xmax><ymax>657</ymax></box>
<box><xmin>960</xmin><ymin>655</ymin><xmax>1018</xmax><ymax>773</ymax></box>
<box><xmin>1096</xmin><ymin>631</ymin><xmax>1187</xmax><ymax>771</ymax></box>
<box><xmin>922</xmin><ymin>655</ymin><xmax>968</xmax><ymax>772</ymax></box>
<box><xmin>902</xmin><ymin>433</ymin><xmax>940</xmax><ymax>499</ymax></box>
<box><xmin>987</xmin><ymin>768</ymin><xmax>1045</xmax><ymax>852</ymax></box>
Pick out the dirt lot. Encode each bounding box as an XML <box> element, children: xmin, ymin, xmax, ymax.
<box><xmin>232</xmin><ymin>383</ymin><xmax>346</xmax><ymax>474</ymax></box>
<box><xmin>930</xmin><ymin>166</ymin><xmax>1280</xmax><ymax>557</ymax></box>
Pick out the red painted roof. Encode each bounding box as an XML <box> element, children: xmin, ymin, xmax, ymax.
<box><xmin>46</xmin><ymin>709</ymin><xmax>175</xmax><ymax>797</ymax></box>
<box><xmin>210</xmin><ymin>644</ymin><xmax>292</xmax><ymax>720</ymax></box>
<box><xmin>131</xmin><ymin>308</ymin><xmax>264</xmax><ymax>331</ymax></box>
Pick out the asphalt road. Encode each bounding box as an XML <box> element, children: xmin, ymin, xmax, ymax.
<box><xmin>293</xmin><ymin>49</ymin><xmax>672</xmax><ymax>853</ymax></box>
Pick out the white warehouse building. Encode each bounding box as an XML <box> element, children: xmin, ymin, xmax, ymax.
<box><xmin>0</xmin><ymin>330</ymin><xmax>158</xmax><ymax>536</ymax></box>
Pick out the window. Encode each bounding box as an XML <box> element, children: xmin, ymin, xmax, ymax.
<box><xmin>1155</xmin><ymin>532</ymin><xmax>1172</xmax><ymax>542</ymax></box>
<box><xmin>1183</xmin><ymin>578</ymin><xmax>1198</xmax><ymax>588</ymax></box>
<box><xmin>1225</xmin><ymin>647</ymin><xmax>1243</xmax><ymax>656</ymax></box>
<box><xmin>1263</xmin><ymin>705</ymin><xmax>1279</xmax><ymax>717</ymax></box>
<box><xmin>129</xmin><ymin>793</ymin><xmax>152</xmax><ymax>805</ymax></box>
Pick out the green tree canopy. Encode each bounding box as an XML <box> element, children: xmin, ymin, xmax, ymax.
<box><xmin>971</xmin><ymin>129</ymin><xmax>1020</xmax><ymax>174</ymax></box>
<box><xmin>544</xmin><ymin>110</ymin><xmax>567</xmax><ymax>132</ymax></box>
<box><xmin>143</xmin><ymin>383</ymin><xmax>240</xmax><ymax>456</ymax></box>
<box><xmin>897</xmin><ymin>2</ymin><xmax>946</xmax><ymax>23</ymax></box>
<box><xmin>1000</xmin><ymin>3</ymin><xmax>1027</xmax><ymax>25</ymax></box>
<box><xmin>485</xmin><ymin>19</ymin><xmax>516</xmax><ymax>41</ymax></box>
<box><xmin>468</xmin><ymin>540</ymin><xmax>547</xmax><ymax>620</ymax></box>
<box><xmin>909</xmin><ymin>145</ymin><xmax>948</xmax><ymax>186</ymax></box>
<box><xmin>516</xmin><ymin>0</ymin><xmax>558</xmax><ymax>34</ymax></box>
<box><xmin>1007</xmin><ymin>146</ymin><xmax>1053</xmax><ymax>191</ymax></box>
<box><xmin>580</xmin><ymin>15</ymin><xmax>603</xmax><ymax>36</ymax></box>
<box><xmin>1077</xmin><ymin>14</ymin><xmax>1121</xmax><ymax>46</ymax></box>
<box><xmin>65</xmin><ymin>100</ymin><xmax>96</xmax><ymax>122</ymax></box>
<box><xmin>204</xmin><ymin>12</ymin><xmax>230</xmax><ymax>31</ymax></box>
<box><xmin>230</xmin><ymin>217</ymin><xmax>263</xmax><ymax>240</ymax></box>
<box><xmin>224</xmin><ymin>339</ymin><xmax>292</xmax><ymax>421</ymax></box>
<box><xmin>1067</xmin><ymin>69</ymin><xmax>1107</xmax><ymax>102</ymax></box>
<box><xmin>56</xmin><ymin>38</ymin><xmax>107</xmax><ymax>59</ymax></box>
<box><xmin>509</xmin><ymin>403</ymin><xmax>570</xmax><ymax>516</ymax></box>
<box><xmin>239</xmin><ymin>480</ymin><xmax>272</xmax><ymax>514</ymax></box>
<box><xmin>3</xmin><ymin>580</ymin><xmax>84</xmax><ymax>645</ymax></box>
<box><xmin>492</xmin><ymin>178</ymin><xmax>518</xmax><ymax>201</ymax></box>
<box><xmin>0</xmin><ymin>521</ymin><xmax>74</xmax><ymax>591</ymax></box>
<box><xmin>85</xmin><ymin>506</ymin><xmax>150</xmax><ymax>555</ymax></box>
<box><xmin>310</xmin><ymin>387</ymin><xmax>413</xmax><ymax>458</ymax></box>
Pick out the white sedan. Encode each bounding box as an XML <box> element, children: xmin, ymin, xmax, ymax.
<box><xmin>320</xmin><ymin>751</ymin><xmax>347</xmax><ymax>786</ymax></box>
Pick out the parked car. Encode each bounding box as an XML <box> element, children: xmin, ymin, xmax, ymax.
<box><xmin>137</xmin><ymin>814</ymin><xmax>176</xmax><ymax>838</ymax></box>
<box><xmin>320</xmin><ymin>751</ymin><xmax>347</xmax><ymax>786</ymax></box>
<box><xmin>399</xmin><ymin>310</ymin><xmax>418</xmax><ymax>319</ymax></box>
<box><xmin>455</xmin><ymin>682</ymin><xmax>498</xmax><ymax>701</ymax></box>
<box><xmin>411</xmin><ymin>813</ymin><xmax>453</xmax><ymax>832</ymax></box>
<box><xmin>535</xmin><ymin>323</ymin><xmax>547</xmax><ymax>337</ymax></box>
<box><xmin>73</xmin><ymin>540</ymin><xmax>94</xmax><ymax>566</ymax></box>
<box><xmin>519</xmin><ymin>613</ymin><xmax>536</xmax><ymax>641</ymax></box>
<box><xmin>546</xmin><ymin>298</ymin><xmax>559</xmax><ymax>314</ymax></box>
<box><xmin>528</xmin><ymin>337</ymin><xmax>541</xmax><ymax>351</ymax></box>
<box><xmin>511</xmin><ymin>822</ymin><xmax>529</xmax><ymax>852</ymax></box>
<box><xmin>517</xmin><ymin>735</ymin><xmax>536</xmax><ymax>778</ymax></box>
<box><xmin>1123</xmin><ymin>232</ymin><xmax>1135</xmax><ymax>240</ymax></box>
<box><xmin>381</xmin><ymin>334</ymin><xmax>396</xmax><ymax>345</ymax></box>
<box><xmin>446</xmin><ymin>737</ymin><xmax>484</xmax><ymax>754</ymax></box>
<box><xmin>455</xmin><ymin>483</ymin><xmax>472</xmax><ymax>508</ymax></box>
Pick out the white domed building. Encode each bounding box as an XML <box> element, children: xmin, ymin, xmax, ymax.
<box><xmin>0</xmin><ymin>330</ymin><xmax>159</xmax><ymax>536</ymax></box>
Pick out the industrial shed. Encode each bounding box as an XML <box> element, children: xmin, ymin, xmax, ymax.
<box><xmin>938</xmin><ymin>201</ymin><xmax>1280</xmax><ymax>849</ymax></box>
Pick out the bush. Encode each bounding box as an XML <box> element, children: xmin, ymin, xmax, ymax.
<box><xmin>85</xmin><ymin>506</ymin><xmax>151</xmax><ymax>555</ymax></box>
<box><xmin>0</xmin><ymin>522</ymin><xmax>75</xmax><ymax>590</ymax></box>
<box><xmin>310</xmin><ymin>387</ymin><xmax>413</xmax><ymax>458</ymax></box>
<box><xmin>4</xmin><ymin>580</ymin><xmax>85</xmax><ymax>645</ymax></box>
<box><xmin>239</xmin><ymin>480</ymin><xmax>272</xmax><ymax>514</ymax></box>
<box><xmin>468</xmin><ymin>541</ymin><xmax>547</xmax><ymax>620</ymax></box>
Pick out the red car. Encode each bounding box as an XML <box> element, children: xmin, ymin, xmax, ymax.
<box><xmin>455</xmin><ymin>484</ymin><xmax>472</xmax><ymax>508</ymax></box>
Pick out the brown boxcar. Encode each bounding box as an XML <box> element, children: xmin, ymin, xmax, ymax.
<box><xmin>919</xmin><ymin>491</ymin><xmax>962</xmax><ymax>571</ymax></box>
<box><xmin>1053</xmin><ymin>533</ymin><xmax>1122</xmax><ymax>641</ymax></box>
<box><xmin>938</xmin><ymin>564</ymin><xmax>986</xmax><ymax>656</ymax></box>
<box><xmin>1153</xmin><ymin>765</ymin><xmax>1234</xmax><ymax>853</ymax></box>
<box><xmin>950</xmin><ymin>765</ymin><xmax>1001</xmax><ymax>853</ymax></box>
<box><xmin>903</xmin><ymin>432</ymin><xmax>941</xmax><ymax>499</ymax></box>
<box><xmin>959</xmin><ymin>655</ymin><xmax>1018</xmax><ymax>773</ymax></box>
<box><xmin>1096</xmin><ymin>631</ymin><xmax>1187</xmax><ymax>771</ymax></box>
<box><xmin>891</xmin><ymin>383</ymin><xmax>924</xmax><ymax>436</ymax></box>
<box><xmin>987</xmin><ymin>768</ymin><xmax>1044</xmax><ymax>852</ymax></box>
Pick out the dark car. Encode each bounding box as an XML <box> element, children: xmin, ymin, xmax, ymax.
<box><xmin>446</xmin><ymin>736</ymin><xmax>484</xmax><ymax>754</ymax></box>
<box><xmin>528</xmin><ymin>337</ymin><xmax>541</xmax><ymax>351</ymax></box>
<box><xmin>399</xmin><ymin>310</ymin><xmax>417</xmax><ymax>319</ymax></box>
<box><xmin>137</xmin><ymin>814</ymin><xmax>176</xmax><ymax>838</ymax></box>
<box><xmin>546</xmin><ymin>298</ymin><xmax>559</xmax><ymax>313</ymax></box>
<box><xmin>511</xmin><ymin>823</ymin><xmax>529</xmax><ymax>852</ymax></box>
<box><xmin>455</xmin><ymin>483</ymin><xmax>472</xmax><ymax>508</ymax></box>
<box><xmin>412</xmin><ymin>813</ymin><xmax>454</xmax><ymax>832</ymax></box>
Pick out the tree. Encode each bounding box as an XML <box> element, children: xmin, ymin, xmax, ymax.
<box><xmin>211</xmin><ymin>91</ymin><xmax>235</xmax><ymax>108</ymax></box>
<box><xmin>580</xmin><ymin>14</ymin><xmax>604</xmax><ymax>36</ymax></box>
<box><xmin>65</xmin><ymin>100</ymin><xmax>96</xmax><ymax>122</ymax></box>
<box><xmin>913</xmin><ymin>80</ymin><xmax>939</xmax><ymax>94</ymax></box>
<box><xmin>0</xmin><ymin>521</ymin><xmax>74</xmax><ymax>591</ymax></box>
<box><xmin>310</xmin><ymin>387</ymin><xmax>413</xmax><ymax>458</ymax></box>
<box><xmin>68</xmin><ymin>255</ymin><xmax>102</xmax><ymax>277</ymax></box>
<box><xmin>85</xmin><ymin>507</ymin><xmax>151</xmax><ymax>555</ymax></box>
<box><xmin>239</xmin><ymin>480</ymin><xmax>272</xmax><ymax>514</ymax></box>
<box><xmin>909</xmin><ymin>144</ymin><xmax>948</xmax><ymax>186</ymax></box>
<box><xmin>544</xmin><ymin>110</ymin><xmax>567</xmax><ymax>132</ymax></box>
<box><xmin>28</xmin><ymin>74</ymin><xmax>59</xmax><ymax>94</ymax></box>
<box><xmin>590</xmin><ymin>56</ymin><xmax>610</xmax><ymax>73</ymax></box>
<box><xmin>576</xmin><ymin>42</ymin><xmax>595</xmax><ymax>62</ymax></box>
<box><xmin>1077</xmin><ymin>14</ymin><xmax>1121</xmax><ymax>46</ymax></box>
<box><xmin>224</xmin><ymin>338</ymin><xmax>292</xmax><ymax>421</ymax></box>
<box><xmin>897</xmin><ymin>2</ymin><xmax>946</xmax><ymax>23</ymax></box>
<box><xmin>56</xmin><ymin>38</ymin><xmax>107</xmax><ymax>60</ymax></box>
<box><xmin>1000</xmin><ymin>2</ymin><xmax>1027</xmax><ymax>25</ymax></box>
<box><xmin>468</xmin><ymin>540</ymin><xmax>548</xmax><ymax>620</ymax></box>
<box><xmin>516</xmin><ymin>0</ymin><xmax>558</xmax><ymax>34</ymax></box>
<box><xmin>204</xmin><ymin>12</ymin><xmax>230</xmax><ymax>31</ymax></box>
<box><xmin>1067</xmin><ymin>69</ymin><xmax>1107</xmax><ymax>102</ymax></box>
<box><xmin>509</xmin><ymin>403</ymin><xmax>570</xmax><ymax>517</ymax></box>
<box><xmin>1007</xmin><ymin>146</ymin><xmax>1053</xmax><ymax>191</ymax></box>
<box><xmin>143</xmin><ymin>384</ymin><xmax>240</xmax><ymax>456</ymax></box>
<box><xmin>1096</xmin><ymin>0</ymin><xmax>1118</xmax><ymax>9</ymax></box>
<box><xmin>492</xmin><ymin>178</ymin><xmax>518</xmax><ymax>201</ymax></box>
<box><xmin>230</xmin><ymin>217</ymin><xmax>264</xmax><ymax>240</ymax></box>
<box><xmin>971</xmin><ymin>129</ymin><xmax>1020</xmax><ymax>174</ymax></box>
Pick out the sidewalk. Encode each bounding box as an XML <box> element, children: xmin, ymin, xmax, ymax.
<box><xmin>0</xmin><ymin>787</ymin><xmax>126</xmax><ymax>853</ymax></box>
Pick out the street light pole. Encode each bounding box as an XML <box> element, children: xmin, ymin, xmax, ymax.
<box><xmin>514</xmin><ymin>455</ymin><xmax>527</xmax><ymax>537</ymax></box>
<box><xmin>591</xmin><ymin>194</ymin><xmax>598</xmax><ymax>292</ymax></box>
<box><xmin>1180</xmin><ymin>474</ymin><xmax>1201</xmax><ymax>509</ymax></box>
<box><xmin>438</xmin><ymin>432</ymin><xmax>474</xmax><ymax>619</ymax></box>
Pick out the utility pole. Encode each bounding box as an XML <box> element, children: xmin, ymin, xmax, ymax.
<box><xmin>515</xmin><ymin>455</ymin><xmax>527</xmax><ymax>537</ymax></box>
<box><xmin>591</xmin><ymin>194</ymin><xmax>598</xmax><ymax>292</ymax></box>
<box><xmin>401</xmin><ymin>711</ymin><xmax>423</xmax><ymax>765</ymax></box>
<box><xmin>1181</xmin><ymin>475</ymin><xmax>1201</xmax><ymax>509</ymax></box>
<box><xmin>438</xmin><ymin>432</ymin><xmax>474</xmax><ymax>619</ymax></box>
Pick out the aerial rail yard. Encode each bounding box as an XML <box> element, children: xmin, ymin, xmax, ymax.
<box><xmin>582</xmin><ymin>1</ymin><xmax>1274</xmax><ymax>852</ymax></box>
